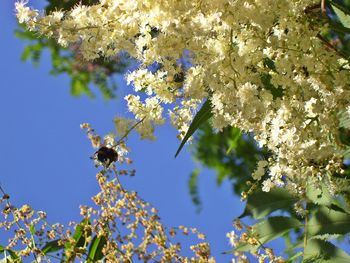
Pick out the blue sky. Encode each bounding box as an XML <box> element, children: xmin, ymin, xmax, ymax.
<box><xmin>0</xmin><ymin>0</ymin><xmax>243</xmax><ymax>261</ymax></box>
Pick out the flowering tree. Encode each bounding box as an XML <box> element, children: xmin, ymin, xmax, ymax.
<box><xmin>2</xmin><ymin>0</ymin><xmax>350</xmax><ymax>262</ymax></box>
<box><xmin>15</xmin><ymin>0</ymin><xmax>128</xmax><ymax>99</ymax></box>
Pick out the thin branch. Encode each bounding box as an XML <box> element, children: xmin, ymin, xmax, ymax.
<box><xmin>303</xmin><ymin>204</ymin><xmax>309</xmax><ymax>255</ymax></box>
<box><xmin>115</xmin><ymin>117</ymin><xmax>146</xmax><ymax>145</ymax></box>
<box><xmin>321</xmin><ymin>0</ymin><xmax>327</xmax><ymax>17</ymax></box>
<box><xmin>0</xmin><ymin>185</ymin><xmax>40</xmax><ymax>263</ymax></box>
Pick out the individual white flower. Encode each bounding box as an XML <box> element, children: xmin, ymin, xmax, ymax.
<box><xmin>15</xmin><ymin>1</ymin><xmax>38</xmax><ymax>24</ymax></box>
<box><xmin>262</xmin><ymin>179</ymin><xmax>274</xmax><ymax>192</ymax></box>
<box><xmin>252</xmin><ymin>160</ymin><xmax>268</xmax><ymax>180</ymax></box>
<box><xmin>226</xmin><ymin>231</ymin><xmax>238</xmax><ymax>247</ymax></box>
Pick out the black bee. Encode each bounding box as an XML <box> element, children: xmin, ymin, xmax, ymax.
<box><xmin>94</xmin><ymin>146</ymin><xmax>118</xmax><ymax>167</ymax></box>
<box><xmin>173</xmin><ymin>72</ymin><xmax>185</xmax><ymax>83</ymax></box>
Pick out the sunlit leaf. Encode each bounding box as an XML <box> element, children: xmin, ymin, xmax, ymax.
<box><xmin>330</xmin><ymin>1</ymin><xmax>350</xmax><ymax>29</ymax></box>
<box><xmin>303</xmin><ymin>239</ymin><xmax>350</xmax><ymax>263</ymax></box>
<box><xmin>306</xmin><ymin>183</ymin><xmax>333</xmax><ymax>206</ymax></box>
<box><xmin>65</xmin><ymin>219</ymin><xmax>90</xmax><ymax>251</ymax></box>
<box><xmin>20</xmin><ymin>46</ymin><xmax>33</xmax><ymax>61</ymax></box>
<box><xmin>285</xmin><ymin>251</ymin><xmax>303</xmax><ymax>262</ymax></box>
<box><xmin>29</xmin><ymin>224</ymin><xmax>35</xmax><ymax>235</ymax></box>
<box><xmin>226</xmin><ymin>128</ymin><xmax>241</xmax><ymax>154</ymax></box>
<box><xmin>71</xmin><ymin>78</ymin><xmax>87</xmax><ymax>97</ymax></box>
<box><xmin>339</xmin><ymin>111</ymin><xmax>350</xmax><ymax>129</ymax></box>
<box><xmin>308</xmin><ymin>206</ymin><xmax>350</xmax><ymax>236</ymax></box>
<box><xmin>239</xmin><ymin>188</ymin><xmax>298</xmax><ymax>219</ymax></box>
<box><xmin>87</xmin><ymin>235</ymin><xmax>107</xmax><ymax>262</ymax></box>
<box><xmin>175</xmin><ymin>99</ymin><xmax>212</xmax><ymax>157</ymax></box>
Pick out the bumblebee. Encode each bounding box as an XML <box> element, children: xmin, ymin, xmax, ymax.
<box><xmin>93</xmin><ymin>146</ymin><xmax>118</xmax><ymax>167</ymax></box>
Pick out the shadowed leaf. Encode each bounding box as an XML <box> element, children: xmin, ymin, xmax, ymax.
<box><xmin>42</xmin><ymin>240</ymin><xmax>64</xmax><ymax>255</ymax></box>
<box><xmin>308</xmin><ymin>206</ymin><xmax>350</xmax><ymax>236</ymax></box>
<box><xmin>303</xmin><ymin>239</ymin><xmax>350</xmax><ymax>263</ymax></box>
<box><xmin>87</xmin><ymin>235</ymin><xmax>107</xmax><ymax>262</ymax></box>
<box><xmin>240</xmin><ymin>188</ymin><xmax>298</xmax><ymax>219</ymax></box>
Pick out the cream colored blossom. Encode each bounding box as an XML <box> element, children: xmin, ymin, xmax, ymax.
<box><xmin>16</xmin><ymin>0</ymin><xmax>350</xmax><ymax>195</ymax></box>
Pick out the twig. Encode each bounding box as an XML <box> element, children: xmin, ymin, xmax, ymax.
<box><xmin>303</xmin><ymin>204</ymin><xmax>309</xmax><ymax>255</ymax></box>
<box><xmin>321</xmin><ymin>0</ymin><xmax>326</xmax><ymax>17</ymax></box>
<box><xmin>115</xmin><ymin>117</ymin><xmax>146</xmax><ymax>145</ymax></box>
<box><xmin>0</xmin><ymin>185</ymin><xmax>40</xmax><ymax>263</ymax></box>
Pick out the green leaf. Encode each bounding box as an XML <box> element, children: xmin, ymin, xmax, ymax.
<box><xmin>260</xmin><ymin>73</ymin><xmax>283</xmax><ymax>99</ymax></box>
<box><xmin>20</xmin><ymin>43</ymin><xmax>43</xmax><ymax>64</ymax></box>
<box><xmin>188</xmin><ymin>168</ymin><xmax>202</xmax><ymax>212</ymax></box>
<box><xmin>328</xmin><ymin>20</ymin><xmax>350</xmax><ymax>35</ymax></box>
<box><xmin>175</xmin><ymin>99</ymin><xmax>212</xmax><ymax>157</ymax></box>
<box><xmin>226</xmin><ymin>128</ymin><xmax>241</xmax><ymax>154</ymax></box>
<box><xmin>286</xmin><ymin>251</ymin><xmax>303</xmax><ymax>262</ymax></box>
<box><xmin>330</xmin><ymin>1</ymin><xmax>350</xmax><ymax>29</ymax></box>
<box><xmin>42</xmin><ymin>239</ymin><xmax>64</xmax><ymax>255</ymax></box>
<box><xmin>263</xmin><ymin>57</ymin><xmax>276</xmax><ymax>71</ymax></box>
<box><xmin>339</xmin><ymin>111</ymin><xmax>350</xmax><ymax>129</ymax></box>
<box><xmin>239</xmin><ymin>188</ymin><xmax>298</xmax><ymax>219</ymax></box>
<box><xmin>71</xmin><ymin>72</ymin><xmax>94</xmax><ymax>97</ymax></box>
<box><xmin>308</xmin><ymin>206</ymin><xmax>350</xmax><ymax>236</ymax></box>
<box><xmin>21</xmin><ymin>46</ymin><xmax>33</xmax><ymax>61</ymax></box>
<box><xmin>253</xmin><ymin>216</ymin><xmax>303</xmax><ymax>244</ymax></box>
<box><xmin>306</xmin><ymin>183</ymin><xmax>333</xmax><ymax>206</ymax></box>
<box><xmin>234</xmin><ymin>216</ymin><xmax>302</xmax><ymax>252</ymax></box>
<box><xmin>6</xmin><ymin>250</ymin><xmax>21</xmax><ymax>262</ymax></box>
<box><xmin>87</xmin><ymin>236</ymin><xmax>107</xmax><ymax>262</ymax></box>
<box><xmin>343</xmin><ymin>147</ymin><xmax>350</xmax><ymax>159</ymax></box>
<box><xmin>303</xmin><ymin>239</ymin><xmax>350</xmax><ymax>263</ymax></box>
<box><xmin>0</xmin><ymin>250</ymin><xmax>21</xmax><ymax>263</ymax></box>
<box><xmin>14</xmin><ymin>28</ymin><xmax>38</xmax><ymax>40</ymax></box>
<box><xmin>65</xmin><ymin>219</ymin><xmax>90</xmax><ymax>251</ymax></box>
<box><xmin>29</xmin><ymin>224</ymin><xmax>35</xmax><ymax>235</ymax></box>
<box><xmin>71</xmin><ymin>78</ymin><xmax>87</xmax><ymax>97</ymax></box>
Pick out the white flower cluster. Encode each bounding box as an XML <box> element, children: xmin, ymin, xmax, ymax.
<box><xmin>16</xmin><ymin>0</ymin><xmax>350</xmax><ymax>193</ymax></box>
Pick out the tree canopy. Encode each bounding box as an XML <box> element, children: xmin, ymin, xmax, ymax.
<box><xmin>1</xmin><ymin>0</ymin><xmax>350</xmax><ymax>262</ymax></box>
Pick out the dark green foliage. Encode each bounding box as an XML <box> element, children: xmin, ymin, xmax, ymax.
<box><xmin>192</xmin><ymin>123</ymin><xmax>266</xmax><ymax>195</ymax></box>
<box><xmin>260</xmin><ymin>73</ymin><xmax>284</xmax><ymax>99</ymax></box>
<box><xmin>188</xmin><ymin>168</ymin><xmax>202</xmax><ymax>213</ymax></box>
<box><xmin>41</xmin><ymin>239</ymin><xmax>64</xmax><ymax>255</ymax></box>
<box><xmin>87</xmin><ymin>236</ymin><xmax>107</xmax><ymax>262</ymax></box>
<box><xmin>260</xmin><ymin>58</ymin><xmax>284</xmax><ymax>99</ymax></box>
